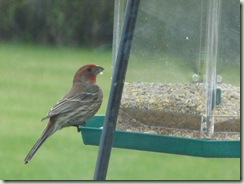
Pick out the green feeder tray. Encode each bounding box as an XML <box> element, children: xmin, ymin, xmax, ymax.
<box><xmin>79</xmin><ymin>115</ymin><xmax>240</xmax><ymax>158</ymax></box>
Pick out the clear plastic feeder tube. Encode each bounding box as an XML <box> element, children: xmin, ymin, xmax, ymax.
<box><xmin>201</xmin><ymin>0</ymin><xmax>222</xmax><ymax>138</ymax></box>
<box><xmin>112</xmin><ymin>0</ymin><xmax>126</xmax><ymax>69</ymax></box>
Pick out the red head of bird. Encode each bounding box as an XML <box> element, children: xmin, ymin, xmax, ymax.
<box><xmin>73</xmin><ymin>64</ymin><xmax>104</xmax><ymax>84</ymax></box>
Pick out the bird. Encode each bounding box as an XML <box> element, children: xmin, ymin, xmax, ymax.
<box><xmin>24</xmin><ymin>64</ymin><xmax>104</xmax><ymax>164</ymax></box>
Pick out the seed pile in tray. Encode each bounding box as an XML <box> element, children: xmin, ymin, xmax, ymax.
<box><xmin>116</xmin><ymin>82</ymin><xmax>240</xmax><ymax>140</ymax></box>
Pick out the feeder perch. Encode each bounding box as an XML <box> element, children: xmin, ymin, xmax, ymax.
<box><xmin>80</xmin><ymin>115</ymin><xmax>240</xmax><ymax>158</ymax></box>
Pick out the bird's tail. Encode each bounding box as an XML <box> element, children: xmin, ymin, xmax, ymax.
<box><xmin>24</xmin><ymin>121</ymin><xmax>56</xmax><ymax>164</ymax></box>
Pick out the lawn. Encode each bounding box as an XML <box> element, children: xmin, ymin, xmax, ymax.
<box><xmin>0</xmin><ymin>42</ymin><xmax>240</xmax><ymax>180</ymax></box>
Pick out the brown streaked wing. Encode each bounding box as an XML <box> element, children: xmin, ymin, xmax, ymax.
<box><xmin>41</xmin><ymin>85</ymin><xmax>101</xmax><ymax>121</ymax></box>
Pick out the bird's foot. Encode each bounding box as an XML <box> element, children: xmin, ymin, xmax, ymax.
<box><xmin>76</xmin><ymin>122</ymin><xmax>86</xmax><ymax>132</ymax></box>
<box><xmin>79</xmin><ymin>122</ymin><xmax>86</xmax><ymax>127</ymax></box>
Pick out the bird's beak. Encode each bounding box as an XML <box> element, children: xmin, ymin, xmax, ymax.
<box><xmin>95</xmin><ymin>66</ymin><xmax>104</xmax><ymax>75</ymax></box>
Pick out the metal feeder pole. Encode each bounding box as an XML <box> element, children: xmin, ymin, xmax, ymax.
<box><xmin>93</xmin><ymin>0</ymin><xmax>140</xmax><ymax>180</ymax></box>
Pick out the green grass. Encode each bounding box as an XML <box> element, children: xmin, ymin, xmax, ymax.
<box><xmin>0</xmin><ymin>42</ymin><xmax>240</xmax><ymax>180</ymax></box>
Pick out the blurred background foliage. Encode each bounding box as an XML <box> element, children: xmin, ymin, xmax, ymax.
<box><xmin>0</xmin><ymin>0</ymin><xmax>114</xmax><ymax>48</ymax></box>
<box><xmin>0</xmin><ymin>0</ymin><xmax>239</xmax><ymax>57</ymax></box>
<box><xmin>0</xmin><ymin>0</ymin><xmax>239</xmax><ymax>81</ymax></box>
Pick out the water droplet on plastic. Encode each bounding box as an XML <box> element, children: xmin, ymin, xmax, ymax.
<box><xmin>192</xmin><ymin>74</ymin><xmax>199</xmax><ymax>82</ymax></box>
<box><xmin>217</xmin><ymin>75</ymin><xmax>222</xmax><ymax>83</ymax></box>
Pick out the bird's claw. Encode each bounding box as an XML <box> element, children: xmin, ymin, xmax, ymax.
<box><xmin>80</xmin><ymin>122</ymin><xmax>86</xmax><ymax>127</ymax></box>
<box><xmin>76</xmin><ymin>126</ymin><xmax>81</xmax><ymax>132</ymax></box>
<box><xmin>76</xmin><ymin>122</ymin><xmax>86</xmax><ymax>132</ymax></box>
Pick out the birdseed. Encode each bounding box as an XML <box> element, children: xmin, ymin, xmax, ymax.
<box><xmin>116</xmin><ymin>82</ymin><xmax>240</xmax><ymax>140</ymax></box>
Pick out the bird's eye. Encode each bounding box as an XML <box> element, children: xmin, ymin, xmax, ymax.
<box><xmin>87</xmin><ymin>68</ymin><xmax>92</xmax><ymax>72</ymax></box>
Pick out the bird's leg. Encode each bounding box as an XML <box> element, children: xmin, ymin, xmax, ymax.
<box><xmin>79</xmin><ymin>122</ymin><xmax>86</xmax><ymax>127</ymax></box>
<box><xmin>75</xmin><ymin>122</ymin><xmax>86</xmax><ymax>132</ymax></box>
<box><xmin>76</xmin><ymin>126</ymin><xmax>80</xmax><ymax>132</ymax></box>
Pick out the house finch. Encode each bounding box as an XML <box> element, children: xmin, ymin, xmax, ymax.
<box><xmin>24</xmin><ymin>64</ymin><xmax>104</xmax><ymax>164</ymax></box>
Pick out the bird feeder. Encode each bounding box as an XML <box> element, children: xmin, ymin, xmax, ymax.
<box><xmin>79</xmin><ymin>0</ymin><xmax>240</xmax><ymax>161</ymax></box>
